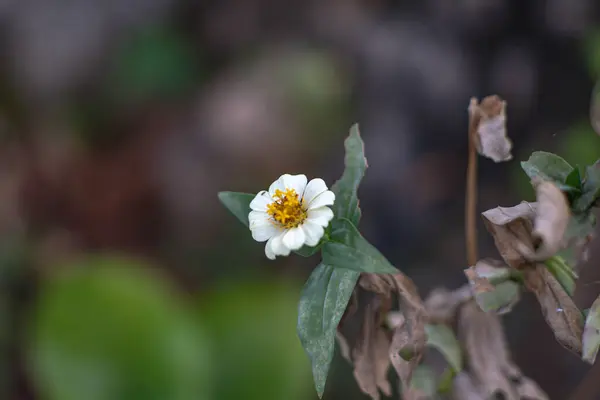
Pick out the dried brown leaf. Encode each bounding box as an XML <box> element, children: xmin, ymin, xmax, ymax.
<box><xmin>424</xmin><ymin>286</ymin><xmax>472</xmax><ymax>323</ymax></box>
<box><xmin>469</xmin><ymin>95</ymin><xmax>512</xmax><ymax>163</ymax></box>
<box><xmin>359</xmin><ymin>273</ymin><xmax>428</xmax><ymax>399</ymax></box>
<box><xmin>452</xmin><ymin>372</ymin><xmax>486</xmax><ymax>400</ymax></box>
<box><xmin>524</xmin><ymin>180</ymin><xmax>570</xmax><ymax>261</ymax></box>
<box><xmin>523</xmin><ymin>265</ymin><xmax>583</xmax><ymax>355</ymax></box>
<box><xmin>458</xmin><ymin>301</ymin><xmax>548</xmax><ymax>400</ymax></box>
<box><xmin>516</xmin><ymin>377</ymin><xmax>549</xmax><ymax>400</ymax></box>
<box><xmin>481</xmin><ymin>202</ymin><xmax>537</xmax><ymax>269</ymax></box>
<box><xmin>482</xmin><ymin>181</ymin><xmax>570</xmax><ymax>268</ymax></box>
<box><xmin>349</xmin><ymin>303</ymin><xmax>393</xmax><ymax>400</ymax></box>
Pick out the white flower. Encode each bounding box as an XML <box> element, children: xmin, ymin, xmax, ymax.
<box><xmin>249</xmin><ymin>174</ymin><xmax>335</xmax><ymax>259</ymax></box>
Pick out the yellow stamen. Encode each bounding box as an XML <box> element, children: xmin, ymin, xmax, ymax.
<box><xmin>267</xmin><ymin>188</ymin><xmax>307</xmax><ymax>229</ymax></box>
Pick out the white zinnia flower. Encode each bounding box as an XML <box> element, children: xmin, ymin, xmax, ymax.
<box><xmin>249</xmin><ymin>174</ymin><xmax>335</xmax><ymax>260</ymax></box>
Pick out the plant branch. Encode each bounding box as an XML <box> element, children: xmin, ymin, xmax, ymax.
<box><xmin>466</xmin><ymin>98</ymin><xmax>480</xmax><ymax>266</ymax></box>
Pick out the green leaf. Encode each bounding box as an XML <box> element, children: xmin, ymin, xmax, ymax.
<box><xmin>424</xmin><ymin>324</ymin><xmax>462</xmax><ymax>372</ymax></box>
<box><xmin>565</xmin><ymin>167</ymin><xmax>583</xmax><ymax>190</ymax></box>
<box><xmin>200</xmin><ymin>280</ymin><xmax>313</xmax><ymax>400</ymax></box>
<box><xmin>323</xmin><ymin>219</ymin><xmax>398</xmax><ymax>274</ymax></box>
<box><xmin>582</xmin><ymin>295</ymin><xmax>600</xmax><ymax>364</ymax></box>
<box><xmin>574</xmin><ymin>164</ymin><xmax>600</xmax><ymax>212</ymax></box>
<box><xmin>409</xmin><ymin>365</ymin><xmax>437</xmax><ymax>397</ymax></box>
<box><xmin>521</xmin><ymin>151</ymin><xmax>574</xmax><ymax>185</ymax></box>
<box><xmin>474</xmin><ymin>281</ymin><xmax>520</xmax><ymax>314</ymax></box>
<box><xmin>544</xmin><ymin>256</ymin><xmax>577</xmax><ymax>297</ymax></box>
<box><xmin>29</xmin><ymin>256</ymin><xmax>212</xmax><ymax>400</ymax></box>
<box><xmin>331</xmin><ymin>124</ymin><xmax>367</xmax><ymax>226</ymax></box>
<box><xmin>294</xmin><ymin>244</ymin><xmax>322</xmax><ymax>257</ymax></box>
<box><xmin>218</xmin><ymin>191</ymin><xmax>254</xmax><ymax>227</ymax></box>
<box><xmin>297</xmin><ymin>264</ymin><xmax>360</xmax><ymax>398</ymax></box>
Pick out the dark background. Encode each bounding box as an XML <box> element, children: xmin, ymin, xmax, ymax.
<box><xmin>1</xmin><ymin>0</ymin><xmax>600</xmax><ymax>399</ymax></box>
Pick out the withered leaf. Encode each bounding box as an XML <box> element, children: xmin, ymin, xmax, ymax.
<box><xmin>458</xmin><ymin>301</ymin><xmax>548</xmax><ymax>400</ymax></box>
<box><xmin>582</xmin><ymin>294</ymin><xmax>600</xmax><ymax>364</ymax></box>
<box><xmin>469</xmin><ymin>95</ymin><xmax>512</xmax><ymax>163</ymax></box>
<box><xmin>359</xmin><ymin>273</ymin><xmax>427</xmax><ymax>398</ymax></box>
<box><xmin>452</xmin><ymin>372</ymin><xmax>486</xmax><ymax>400</ymax></box>
<box><xmin>481</xmin><ymin>202</ymin><xmax>537</xmax><ymax>269</ymax></box>
<box><xmin>525</xmin><ymin>180</ymin><xmax>570</xmax><ymax>261</ymax></box>
<box><xmin>349</xmin><ymin>303</ymin><xmax>393</xmax><ymax>400</ymax></box>
<box><xmin>524</xmin><ymin>265</ymin><xmax>583</xmax><ymax>355</ymax></box>
<box><xmin>424</xmin><ymin>286</ymin><xmax>472</xmax><ymax>323</ymax></box>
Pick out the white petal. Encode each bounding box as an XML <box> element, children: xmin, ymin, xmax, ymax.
<box><xmin>302</xmin><ymin>178</ymin><xmax>328</xmax><ymax>207</ymax></box>
<box><xmin>265</xmin><ymin>237</ymin><xmax>276</xmax><ymax>260</ymax></box>
<box><xmin>268</xmin><ymin>174</ymin><xmax>307</xmax><ymax>197</ymax></box>
<box><xmin>249</xmin><ymin>211</ymin><xmax>270</xmax><ymax>226</ymax></box>
<box><xmin>269</xmin><ymin>231</ymin><xmax>291</xmax><ymax>257</ymax></box>
<box><xmin>301</xmin><ymin>221</ymin><xmax>324</xmax><ymax>246</ymax></box>
<box><xmin>307</xmin><ymin>206</ymin><xmax>334</xmax><ymax>227</ymax></box>
<box><xmin>308</xmin><ymin>190</ymin><xmax>335</xmax><ymax>209</ymax></box>
<box><xmin>250</xmin><ymin>190</ymin><xmax>273</xmax><ymax>211</ymax></box>
<box><xmin>283</xmin><ymin>174</ymin><xmax>307</xmax><ymax>197</ymax></box>
<box><xmin>250</xmin><ymin>222</ymin><xmax>278</xmax><ymax>242</ymax></box>
<box><xmin>282</xmin><ymin>227</ymin><xmax>306</xmax><ymax>250</ymax></box>
<box><xmin>268</xmin><ymin>175</ymin><xmax>287</xmax><ymax>195</ymax></box>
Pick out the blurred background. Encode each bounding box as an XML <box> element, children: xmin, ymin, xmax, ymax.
<box><xmin>0</xmin><ymin>0</ymin><xmax>600</xmax><ymax>399</ymax></box>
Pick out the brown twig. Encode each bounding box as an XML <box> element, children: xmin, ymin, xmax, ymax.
<box><xmin>466</xmin><ymin>98</ymin><xmax>480</xmax><ymax>267</ymax></box>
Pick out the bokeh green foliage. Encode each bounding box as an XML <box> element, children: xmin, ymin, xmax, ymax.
<box><xmin>27</xmin><ymin>256</ymin><xmax>313</xmax><ymax>400</ymax></box>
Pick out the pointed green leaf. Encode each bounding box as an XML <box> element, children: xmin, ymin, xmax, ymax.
<box><xmin>574</xmin><ymin>163</ymin><xmax>600</xmax><ymax>212</ymax></box>
<box><xmin>521</xmin><ymin>151</ymin><xmax>574</xmax><ymax>185</ymax></box>
<box><xmin>331</xmin><ymin>124</ymin><xmax>367</xmax><ymax>226</ymax></box>
<box><xmin>323</xmin><ymin>219</ymin><xmax>398</xmax><ymax>274</ymax></box>
<box><xmin>566</xmin><ymin>167</ymin><xmax>583</xmax><ymax>190</ymax></box>
<box><xmin>582</xmin><ymin>295</ymin><xmax>600</xmax><ymax>363</ymax></box>
<box><xmin>424</xmin><ymin>324</ymin><xmax>462</xmax><ymax>372</ymax></box>
<box><xmin>294</xmin><ymin>244</ymin><xmax>322</xmax><ymax>257</ymax></box>
<box><xmin>218</xmin><ymin>191</ymin><xmax>254</xmax><ymax>227</ymax></box>
<box><xmin>297</xmin><ymin>264</ymin><xmax>360</xmax><ymax>398</ymax></box>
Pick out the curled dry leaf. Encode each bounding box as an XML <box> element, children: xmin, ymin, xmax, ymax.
<box><xmin>356</xmin><ymin>273</ymin><xmax>428</xmax><ymax>400</ymax></box>
<box><xmin>424</xmin><ymin>286</ymin><xmax>472</xmax><ymax>324</ymax></box>
<box><xmin>468</xmin><ymin>95</ymin><xmax>512</xmax><ymax>163</ymax></box>
<box><xmin>457</xmin><ymin>301</ymin><xmax>549</xmax><ymax>400</ymax></box>
<box><xmin>481</xmin><ymin>202</ymin><xmax>537</xmax><ymax>269</ymax></box>
<box><xmin>348</xmin><ymin>302</ymin><xmax>393</xmax><ymax>400</ymax></box>
<box><xmin>523</xmin><ymin>265</ymin><xmax>583</xmax><ymax>355</ymax></box>
<box><xmin>482</xmin><ymin>180</ymin><xmax>570</xmax><ymax>267</ymax></box>
<box><xmin>524</xmin><ymin>180</ymin><xmax>570</xmax><ymax>261</ymax></box>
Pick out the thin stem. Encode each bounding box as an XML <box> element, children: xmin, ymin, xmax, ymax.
<box><xmin>466</xmin><ymin>100</ymin><xmax>480</xmax><ymax>267</ymax></box>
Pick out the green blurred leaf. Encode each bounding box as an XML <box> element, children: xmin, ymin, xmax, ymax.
<box><xmin>409</xmin><ymin>365</ymin><xmax>437</xmax><ymax>397</ymax></box>
<box><xmin>331</xmin><ymin>124</ymin><xmax>367</xmax><ymax>227</ymax></box>
<box><xmin>201</xmin><ymin>280</ymin><xmax>312</xmax><ymax>400</ymax></box>
<box><xmin>109</xmin><ymin>28</ymin><xmax>200</xmax><ymax>106</ymax></box>
<box><xmin>218</xmin><ymin>191</ymin><xmax>253</xmax><ymax>227</ymax></box>
<box><xmin>574</xmin><ymin>164</ymin><xmax>600</xmax><ymax>212</ymax></box>
<box><xmin>521</xmin><ymin>151</ymin><xmax>574</xmax><ymax>185</ymax></box>
<box><xmin>294</xmin><ymin>243</ymin><xmax>321</xmax><ymax>257</ymax></box>
<box><xmin>29</xmin><ymin>257</ymin><xmax>211</xmax><ymax>400</ymax></box>
<box><xmin>544</xmin><ymin>256</ymin><xmax>577</xmax><ymax>297</ymax></box>
<box><xmin>297</xmin><ymin>264</ymin><xmax>359</xmax><ymax>398</ymax></box>
<box><xmin>582</xmin><ymin>295</ymin><xmax>600</xmax><ymax>364</ymax></box>
<box><xmin>323</xmin><ymin>219</ymin><xmax>398</xmax><ymax>274</ymax></box>
<box><xmin>424</xmin><ymin>324</ymin><xmax>462</xmax><ymax>372</ymax></box>
<box><xmin>565</xmin><ymin>167</ymin><xmax>583</xmax><ymax>191</ymax></box>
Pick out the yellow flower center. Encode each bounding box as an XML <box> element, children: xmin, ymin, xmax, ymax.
<box><xmin>266</xmin><ymin>188</ymin><xmax>307</xmax><ymax>229</ymax></box>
